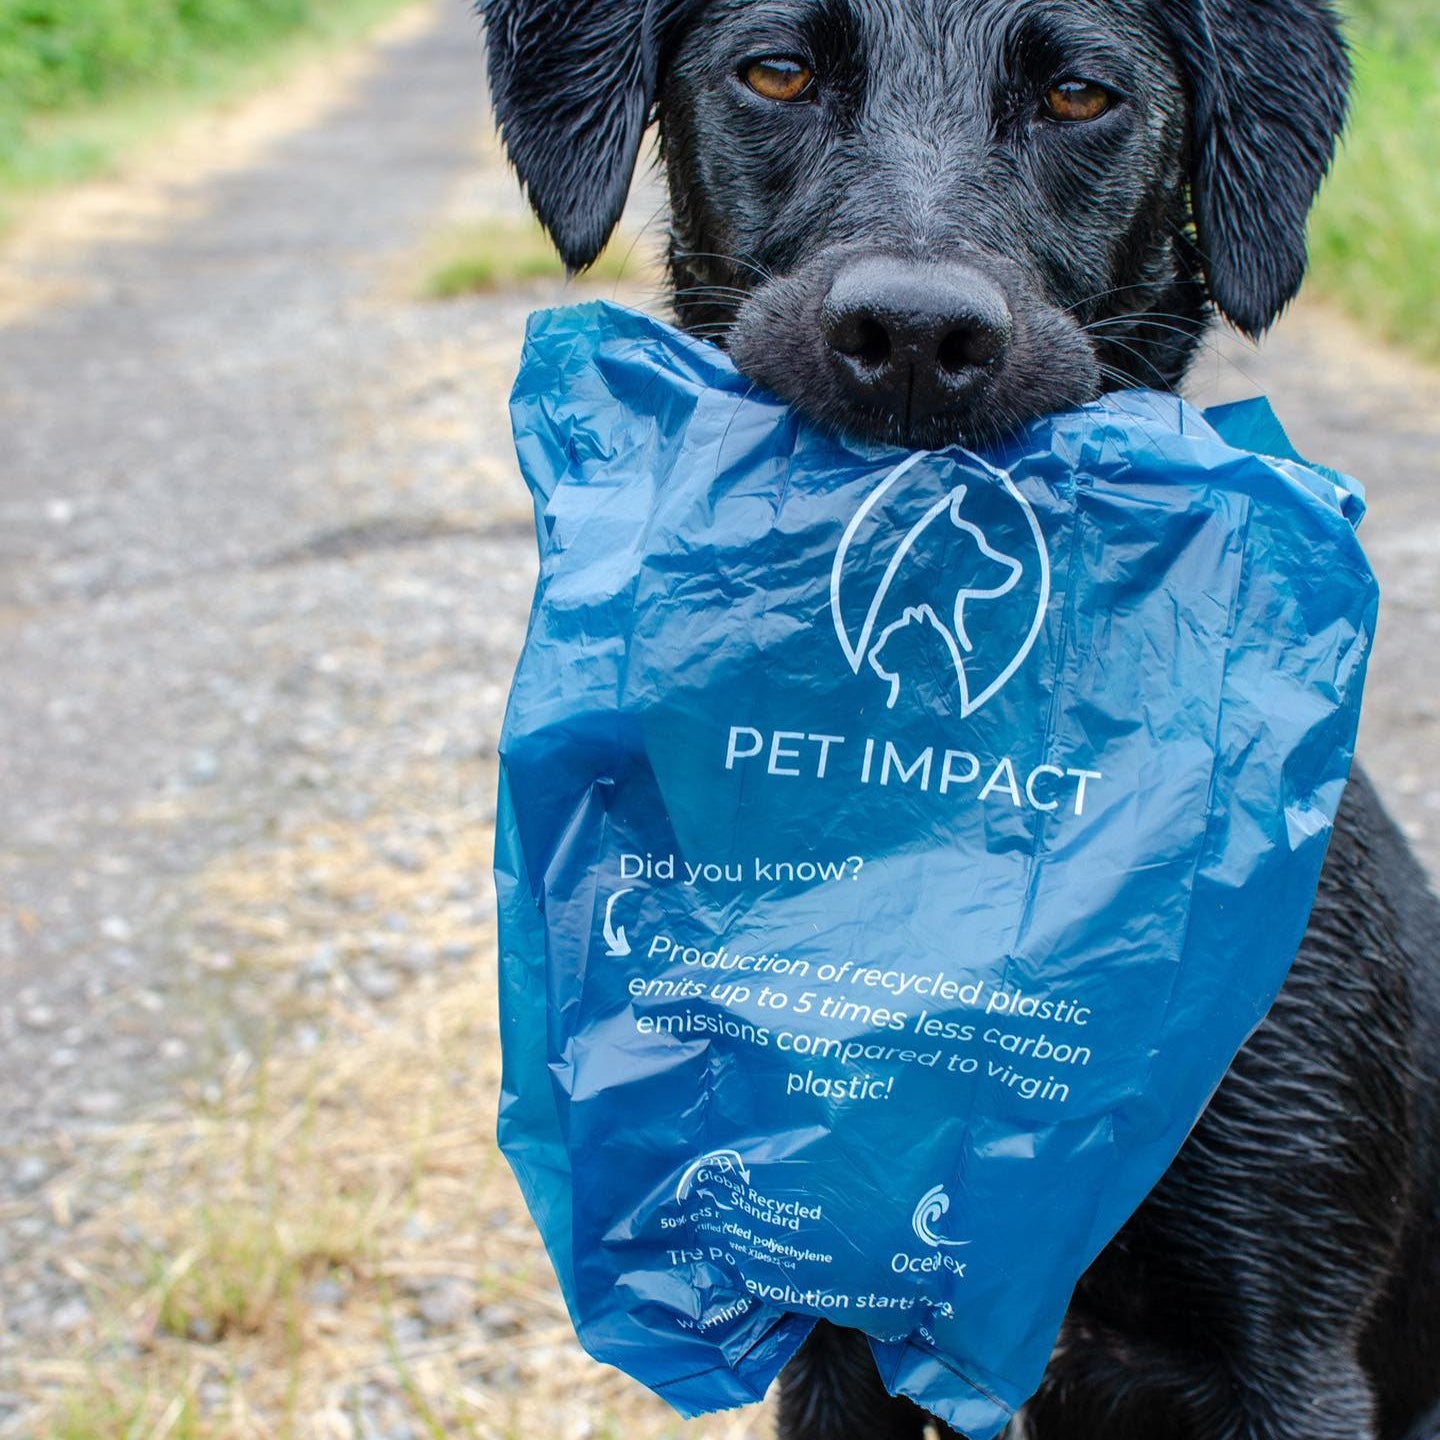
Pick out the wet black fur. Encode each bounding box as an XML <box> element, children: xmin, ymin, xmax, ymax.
<box><xmin>479</xmin><ymin>1</ymin><xmax>1440</xmax><ymax>1435</ymax></box>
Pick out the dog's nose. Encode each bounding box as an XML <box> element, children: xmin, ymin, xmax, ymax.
<box><xmin>821</xmin><ymin>258</ymin><xmax>1013</xmax><ymax>426</ymax></box>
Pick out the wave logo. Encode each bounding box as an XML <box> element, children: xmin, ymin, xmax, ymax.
<box><xmin>912</xmin><ymin>1184</ymin><xmax>970</xmax><ymax>1250</ymax></box>
<box><xmin>831</xmin><ymin>453</ymin><xmax>1049</xmax><ymax>715</ymax></box>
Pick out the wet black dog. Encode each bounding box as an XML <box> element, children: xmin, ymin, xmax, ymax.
<box><xmin>479</xmin><ymin>1</ymin><xmax>1440</xmax><ymax>1435</ymax></box>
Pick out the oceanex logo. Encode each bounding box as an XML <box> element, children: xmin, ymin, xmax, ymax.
<box><xmin>831</xmin><ymin>453</ymin><xmax>1049</xmax><ymax>716</ymax></box>
<box><xmin>893</xmin><ymin>1184</ymin><xmax>970</xmax><ymax>1277</ymax></box>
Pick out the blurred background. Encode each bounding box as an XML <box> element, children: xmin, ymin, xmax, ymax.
<box><xmin>0</xmin><ymin>1</ymin><xmax>1435</xmax><ymax>1436</ymax></box>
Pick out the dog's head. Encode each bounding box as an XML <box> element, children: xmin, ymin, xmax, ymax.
<box><xmin>481</xmin><ymin>0</ymin><xmax>1348</xmax><ymax>447</ymax></box>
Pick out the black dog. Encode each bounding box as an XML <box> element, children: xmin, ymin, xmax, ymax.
<box><xmin>479</xmin><ymin>1</ymin><xmax>1440</xmax><ymax>1435</ymax></box>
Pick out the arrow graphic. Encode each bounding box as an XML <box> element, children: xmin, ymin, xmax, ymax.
<box><xmin>675</xmin><ymin>1150</ymin><xmax>751</xmax><ymax>1203</ymax></box>
<box><xmin>602</xmin><ymin>888</ymin><xmax>634</xmax><ymax>957</ymax></box>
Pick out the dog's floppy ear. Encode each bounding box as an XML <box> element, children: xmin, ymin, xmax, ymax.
<box><xmin>1165</xmin><ymin>0</ymin><xmax>1349</xmax><ymax>336</ymax></box>
<box><xmin>479</xmin><ymin>0</ymin><xmax>676</xmax><ymax>271</ymax></box>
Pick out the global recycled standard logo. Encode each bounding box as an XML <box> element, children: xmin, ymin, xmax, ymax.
<box><xmin>831</xmin><ymin>453</ymin><xmax>1049</xmax><ymax>715</ymax></box>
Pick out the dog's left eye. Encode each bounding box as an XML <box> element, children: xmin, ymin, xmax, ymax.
<box><xmin>741</xmin><ymin>57</ymin><xmax>817</xmax><ymax>104</ymax></box>
<box><xmin>1043</xmin><ymin>79</ymin><xmax>1112</xmax><ymax>123</ymax></box>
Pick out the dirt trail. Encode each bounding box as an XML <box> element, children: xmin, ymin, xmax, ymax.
<box><xmin>0</xmin><ymin>0</ymin><xmax>522</xmax><ymax>1152</ymax></box>
<box><xmin>1192</xmin><ymin>313</ymin><xmax>1440</xmax><ymax>867</ymax></box>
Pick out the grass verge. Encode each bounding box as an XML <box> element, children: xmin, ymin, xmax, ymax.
<box><xmin>422</xmin><ymin>217</ymin><xmax>662</xmax><ymax>299</ymax></box>
<box><xmin>3</xmin><ymin>807</ymin><xmax>763</xmax><ymax>1440</ymax></box>
<box><xmin>0</xmin><ymin>0</ymin><xmax>420</xmax><ymax>232</ymax></box>
<box><xmin>1307</xmin><ymin>0</ymin><xmax>1440</xmax><ymax>361</ymax></box>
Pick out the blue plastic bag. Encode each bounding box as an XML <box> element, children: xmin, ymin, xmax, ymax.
<box><xmin>495</xmin><ymin>301</ymin><xmax>1377</xmax><ymax>1437</ymax></box>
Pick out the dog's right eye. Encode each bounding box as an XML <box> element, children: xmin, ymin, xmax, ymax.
<box><xmin>741</xmin><ymin>57</ymin><xmax>816</xmax><ymax>104</ymax></box>
<box><xmin>1043</xmin><ymin>79</ymin><xmax>1112</xmax><ymax>123</ymax></box>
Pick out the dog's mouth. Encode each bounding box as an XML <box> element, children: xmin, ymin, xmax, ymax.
<box><xmin>692</xmin><ymin>252</ymin><xmax>1105</xmax><ymax>451</ymax></box>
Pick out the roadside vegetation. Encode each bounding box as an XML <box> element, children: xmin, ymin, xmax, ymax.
<box><xmin>422</xmin><ymin>217</ymin><xmax>657</xmax><ymax>298</ymax></box>
<box><xmin>1308</xmin><ymin>0</ymin><xmax>1440</xmax><ymax>361</ymax></box>
<box><xmin>0</xmin><ymin>0</ymin><xmax>417</xmax><ymax>226</ymax></box>
<box><xmin>8</xmin><ymin>806</ymin><xmax>761</xmax><ymax>1440</ymax></box>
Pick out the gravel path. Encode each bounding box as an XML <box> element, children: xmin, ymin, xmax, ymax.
<box><xmin>1191</xmin><ymin>316</ymin><xmax>1440</xmax><ymax>869</ymax></box>
<box><xmin>0</xmin><ymin>2</ymin><xmax>530</xmax><ymax>1152</ymax></box>
<box><xmin>0</xmin><ymin>0</ymin><xmax>1437</xmax><ymax>1390</ymax></box>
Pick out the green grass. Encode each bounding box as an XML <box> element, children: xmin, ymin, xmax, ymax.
<box><xmin>0</xmin><ymin>0</ymin><xmax>416</xmax><ymax>223</ymax></box>
<box><xmin>50</xmin><ymin>1383</ymin><xmax>206</xmax><ymax>1440</ymax></box>
<box><xmin>1308</xmin><ymin>0</ymin><xmax>1440</xmax><ymax>359</ymax></box>
<box><xmin>423</xmin><ymin>216</ymin><xmax>659</xmax><ymax>297</ymax></box>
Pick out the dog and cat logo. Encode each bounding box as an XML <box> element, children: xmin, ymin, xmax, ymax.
<box><xmin>831</xmin><ymin>452</ymin><xmax>1049</xmax><ymax>714</ymax></box>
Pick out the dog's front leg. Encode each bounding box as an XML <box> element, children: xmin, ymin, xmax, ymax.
<box><xmin>777</xmin><ymin>1322</ymin><xmax>934</xmax><ymax>1440</ymax></box>
<box><xmin>1006</xmin><ymin>772</ymin><xmax>1421</xmax><ymax>1440</ymax></box>
<box><xmin>1013</xmin><ymin>1334</ymin><xmax>1379</xmax><ymax>1440</ymax></box>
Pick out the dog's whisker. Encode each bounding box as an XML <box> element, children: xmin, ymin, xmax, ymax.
<box><xmin>675</xmin><ymin>314</ymin><xmax>741</xmax><ymax>331</ymax></box>
<box><xmin>1088</xmin><ymin>334</ymin><xmax>1177</xmax><ymax>389</ymax></box>
<box><xmin>1086</xmin><ymin>309</ymin><xmax>1244</xmax><ymax>343</ymax></box>
<box><xmin>1096</xmin><ymin>364</ymin><xmax>1145</xmax><ymax>390</ymax></box>
<box><xmin>1081</xmin><ymin>319</ymin><xmax>1224</xmax><ymax>361</ymax></box>
<box><xmin>1081</xmin><ymin>315</ymin><xmax>1205</xmax><ymax>340</ymax></box>
<box><xmin>1080</xmin><ymin>313</ymin><xmax>1263</xmax><ymax>392</ymax></box>
<box><xmin>1088</xmin><ymin>316</ymin><xmax>1272</xmax><ymax>396</ymax></box>
<box><xmin>1061</xmin><ymin>279</ymin><xmax>1196</xmax><ymax>318</ymax></box>
<box><xmin>671</xmin><ymin>247</ymin><xmax>776</xmax><ymax>284</ymax></box>
<box><xmin>605</xmin><ymin>198</ymin><xmax>672</xmax><ymax>301</ymax></box>
<box><xmin>671</xmin><ymin>285</ymin><xmax>753</xmax><ymax>303</ymax></box>
<box><xmin>714</xmin><ymin>380</ymin><xmax>762</xmax><ymax>475</ymax></box>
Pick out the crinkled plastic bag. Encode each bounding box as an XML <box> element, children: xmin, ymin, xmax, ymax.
<box><xmin>494</xmin><ymin>301</ymin><xmax>1378</xmax><ymax>1437</ymax></box>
